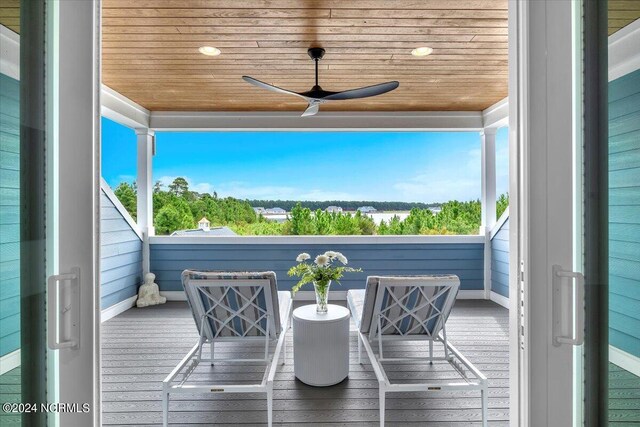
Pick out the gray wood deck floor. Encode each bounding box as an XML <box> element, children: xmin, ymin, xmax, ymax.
<box><xmin>2</xmin><ymin>301</ymin><xmax>638</xmax><ymax>425</ymax></box>
<box><xmin>101</xmin><ymin>300</ymin><xmax>510</xmax><ymax>426</ymax></box>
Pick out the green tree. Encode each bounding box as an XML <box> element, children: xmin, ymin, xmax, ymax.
<box><xmin>290</xmin><ymin>203</ymin><xmax>315</xmax><ymax>235</ymax></box>
<box><xmin>113</xmin><ymin>182</ymin><xmax>137</xmax><ymax>220</ymax></box>
<box><xmin>155</xmin><ymin>203</ymin><xmax>194</xmax><ymax>235</ymax></box>
<box><xmin>168</xmin><ymin>177</ymin><xmax>190</xmax><ymax>196</ymax></box>
<box><xmin>497</xmin><ymin>193</ymin><xmax>509</xmax><ymax>218</ymax></box>
<box><xmin>314</xmin><ymin>210</ymin><xmax>332</xmax><ymax>235</ymax></box>
<box><xmin>354</xmin><ymin>211</ymin><xmax>376</xmax><ymax>235</ymax></box>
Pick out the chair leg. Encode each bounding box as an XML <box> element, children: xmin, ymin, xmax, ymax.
<box><xmin>267</xmin><ymin>383</ymin><xmax>274</xmax><ymax>427</ymax></box>
<box><xmin>210</xmin><ymin>341</ymin><xmax>215</xmax><ymax>366</ymax></box>
<box><xmin>429</xmin><ymin>340</ymin><xmax>434</xmax><ymax>365</ymax></box>
<box><xmin>379</xmin><ymin>387</ymin><xmax>385</xmax><ymax>426</ymax></box>
<box><xmin>162</xmin><ymin>390</ymin><xmax>169</xmax><ymax>427</ymax></box>
<box><xmin>283</xmin><ymin>332</ymin><xmax>287</xmax><ymax>365</ymax></box>
<box><xmin>358</xmin><ymin>334</ymin><xmax>362</xmax><ymax>364</ymax></box>
<box><xmin>481</xmin><ymin>384</ymin><xmax>488</xmax><ymax>427</ymax></box>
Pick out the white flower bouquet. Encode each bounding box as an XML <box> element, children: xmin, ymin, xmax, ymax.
<box><xmin>288</xmin><ymin>251</ymin><xmax>361</xmax><ymax>313</ymax></box>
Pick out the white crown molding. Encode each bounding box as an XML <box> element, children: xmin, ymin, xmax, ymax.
<box><xmin>609</xmin><ymin>18</ymin><xmax>640</xmax><ymax>81</ymax></box>
<box><xmin>150</xmin><ymin>234</ymin><xmax>485</xmax><ymax>245</ymax></box>
<box><xmin>0</xmin><ymin>25</ymin><xmax>19</xmax><ymax>80</ymax></box>
<box><xmin>101</xmin><ymin>295</ymin><xmax>137</xmax><ymax>323</ymax></box>
<box><xmin>100</xmin><ymin>178</ymin><xmax>143</xmax><ymax>240</ymax></box>
<box><xmin>482</xmin><ymin>97</ymin><xmax>509</xmax><ymax>129</ymax></box>
<box><xmin>0</xmin><ymin>349</ymin><xmax>20</xmax><ymax>375</ymax></box>
<box><xmin>610</xmin><ymin>345</ymin><xmax>640</xmax><ymax>378</ymax></box>
<box><xmin>101</xmin><ymin>84</ymin><xmax>150</xmax><ymax>129</ymax></box>
<box><xmin>149</xmin><ymin>110</ymin><xmax>484</xmax><ymax>131</ymax></box>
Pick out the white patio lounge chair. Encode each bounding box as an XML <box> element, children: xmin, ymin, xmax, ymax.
<box><xmin>347</xmin><ymin>275</ymin><xmax>488</xmax><ymax>426</ymax></box>
<box><xmin>162</xmin><ymin>271</ymin><xmax>292</xmax><ymax>427</ymax></box>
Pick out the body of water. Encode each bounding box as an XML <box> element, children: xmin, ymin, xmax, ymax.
<box><xmin>262</xmin><ymin>211</ymin><xmax>418</xmax><ymax>224</ymax></box>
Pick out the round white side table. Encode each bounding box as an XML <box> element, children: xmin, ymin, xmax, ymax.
<box><xmin>292</xmin><ymin>304</ymin><xmax>350</xmax><ymax>387</ymax></box>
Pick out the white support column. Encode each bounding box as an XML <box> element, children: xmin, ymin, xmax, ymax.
<box><xmin>481</xmin><ymin>128</ymin><xmax>497</xmax><ymax>299</ymax></box>
<box><xmin>481</xmin><ymin>128</ymin><xmax>498</xmax><ymax>232</ymax></box>
<box><xmin>136</xmin><ymin>128</ymin><xmax>155</xmax><ymax>275</ymax></box>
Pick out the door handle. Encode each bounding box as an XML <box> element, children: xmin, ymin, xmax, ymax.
<box><xmin>552</xmin><ymin>265</ymin><xmax>585</xmax><ymax>346</ymax></box>
<box><xmin>47</xmin><ymin>267</ymin><xmax>80</xmax><ymax>350</ymax></box>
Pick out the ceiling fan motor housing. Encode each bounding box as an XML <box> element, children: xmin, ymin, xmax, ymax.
<box><xmin>308</xmin><ymin>47</ymin><xmax>326</xmax><ymax>61</ymax></box>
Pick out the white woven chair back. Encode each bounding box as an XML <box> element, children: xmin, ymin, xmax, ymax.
<box><xmin>181</xmin><ymin>271</ymin><xmax>281</xmax><ymax>341</ymax></box>
<box><xmin>359</xmin><ymin>275</ymin><xmax>460</xmax><ymax>337</ymax></box>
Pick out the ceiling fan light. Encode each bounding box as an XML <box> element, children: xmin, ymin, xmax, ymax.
<box><xmin>199</xmin><ymin>46</ymin><xmax>221</xmax><ymax>56</ymax></box>
<box><xmin>411</xmin><ymin>46</ymin><xmax>433</xmax><ymax>57</ymax></box>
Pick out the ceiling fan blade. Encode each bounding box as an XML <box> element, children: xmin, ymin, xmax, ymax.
<box><xmin>301</xmin><ymin>102</ymin><xmax>320</xmax><ymax>117</ymax></box>
<box><xmin>322</xmin><ymin>81</ymin><xmax>399</xmax><ymax>101</ymax></box>
<box><xmin>242</xmin><ymin>76</ymin><xmax>309</xmax><ymax>100</ymax></box>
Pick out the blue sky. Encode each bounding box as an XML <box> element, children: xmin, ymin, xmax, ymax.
<box><xmin>101</xmin><ymin>117</ymin><xmax>508</xmax><ymax>203</ymax></box>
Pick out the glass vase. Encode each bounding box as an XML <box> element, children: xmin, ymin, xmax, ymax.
<box><xmin>313</xmin><ymin>280</ymin><xmax>331</xmax><ymax>313</ymax></box>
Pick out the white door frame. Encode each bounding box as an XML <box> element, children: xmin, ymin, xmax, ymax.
<box><xmin>53</xmin><ymin>0</ymin><xmax>101</xmax><ymax>425</ymax></box>
<box><xmin>509</xmin><ymin>1</ymin><xmax>581</xmax><ymax>426</ymax></box>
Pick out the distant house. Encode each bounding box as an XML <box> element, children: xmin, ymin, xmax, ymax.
<box><xmin>197</xmin><ymin>217</ymin><xmax>211</xmax><ymax>231</ymax></box>
<box><xmin>265</xmin><ymin>207</ymin><xmax>286</xmax><ymax>214</ymax></box>
<box><xmin>253</xmin><ymin>207</ymin><xmax>266</xmax><ymax>215</ymax></box>
<box><xmin>171</xmin><ymin>226</ymin><xmax>237</xmax><ymax>236</ymax></box>
<box><xmin>430</xmin><ymin>206</ymin><xmax>442</xmax><ymax>214</ymax></box>
<box><xmin>326</xmin><ymin>206</ymin><xmax>343</xmax><ymax>213</ymax></box>
<box><xmin>357</xmin><ymin>206</ymin><xmax>377</xmax><ymax>213</ymax></box>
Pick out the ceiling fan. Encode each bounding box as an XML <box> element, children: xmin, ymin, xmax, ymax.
<box><xmin>242</xmin><ymin>48</ymin><xmax>399</xmax><ymax>117</ymax></box>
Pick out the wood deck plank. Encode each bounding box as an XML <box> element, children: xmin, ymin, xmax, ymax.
<box><xmin>101</xmin><ymin>300</ymin><xmax>510</xmax><ymax>425</ymax></box>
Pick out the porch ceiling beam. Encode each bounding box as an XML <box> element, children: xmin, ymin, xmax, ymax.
<box><xmin>101</xmin><ymin>84</ymin><xmax>150</xmax><ymax>129</ymax></box>
<box><xmin>482</xmin><ymin>97</ymin><xmax>508</xmax><ymax>129</ymax></box>
<box><xmin>148</xmin><ymin>111</ymin><xmax>484</xmax><ymax>131</ymax></box>
<box><xmin>608</xmin><ymin>17</ymin><xmax>640</xmax><ymax>81</ymax></box>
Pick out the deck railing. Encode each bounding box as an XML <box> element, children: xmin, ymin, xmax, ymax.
<box><xmin>148</xmin><ymin>235</ymin><xmax>485</xmax><ymax>298</ymax></box>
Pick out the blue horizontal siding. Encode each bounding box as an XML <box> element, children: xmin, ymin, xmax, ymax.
<box><xmin>490</xmin><ymin>218</ymin><xmax>510</xmax><ymax>298</ymax></box>
<box><xmin>150</xmin><ymin>242</ymin><xmax>485</xmax><ymax>293</ymax></box>
<box><xmin>0</xmin><ymin>73</ymin><xmax>19</xmax><ymax>358</ymax></box>
<box><xmin>100</xmin><ymin>190</ymin><xmax>143</xmax><ymax>309</ymax></box>
<box><xmin>609</xmin><ymin>69</ymin><xmax>640</xmax><ymax>359</ymax></box>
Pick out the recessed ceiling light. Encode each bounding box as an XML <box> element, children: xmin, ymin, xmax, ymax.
<box><xmin>199</xmin><ymin>46</ymin><xmax>221</xmax><ymax>56</ymax></box>
<box><xmin>411</xmin><ymin>46</ymin><xmax>433</xmax><ymax>57</ymax></box>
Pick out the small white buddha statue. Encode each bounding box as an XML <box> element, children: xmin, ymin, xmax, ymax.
<box><xmin>136</xmin><ymin>272</ymin><xmax>167</xmax><ymax>308</ymax></box>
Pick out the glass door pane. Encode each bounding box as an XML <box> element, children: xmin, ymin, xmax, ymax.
<box><xmin>607</xmin><ymin>2</ymin><xmax>640</xmax><ymax>424</ymax></box>
<box><xmin>0</xmin><ymin>26</ymin><xmax>23</xmax><ymax>427</ymax></box>
<box><xmin>0</xmin><ymin>0</ymin><xmax>49</xmax><ymax>425</ymax></box>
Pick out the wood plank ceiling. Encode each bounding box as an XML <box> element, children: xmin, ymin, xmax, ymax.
<box><xmin>2</xmin><ymin>1</ymin><xmax>639</xmax><ymax>112</ymax></box>
<box><xmin>101</xmin><ymin>0</ymin><xmax>510</xmax><ymax>112</ymax></box>
<box><xmin>609</xmin><ymin>0</ymin><xmax>640</xmax><ymax>34</ymax></box>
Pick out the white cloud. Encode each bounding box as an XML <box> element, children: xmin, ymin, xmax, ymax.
<box><xmin>392</xmin><ymin>149</ymin><xmax>481</xmax><ymax>203</ymax></box>
<box><xmin>216</xmin><ymin>181</ymin><xmax>297</xmax><ymax>199</ymax></box>
<box><xmin>156</xmin><ymin>175</ymin><xmax>216</xmax><ymax>194</ymax></box>
<box><xmin>153</xmin><ymin>176</ymin><xmax>362</xmax><ymax>201</ymax></box>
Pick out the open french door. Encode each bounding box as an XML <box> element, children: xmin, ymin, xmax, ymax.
<box><xmin>15</xmin><ymin>1</ymin><xmax>100</xmax><ymax>426</ymax></box>
<box><xmin>509</xmin><ymin>1</ymin><xmax>579</xmax><ymax>425</ymax></box>
<box><xmin>509</xmin><ymin>0</ymin><xmax>608</xmax><ymax>426</ymax></box>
